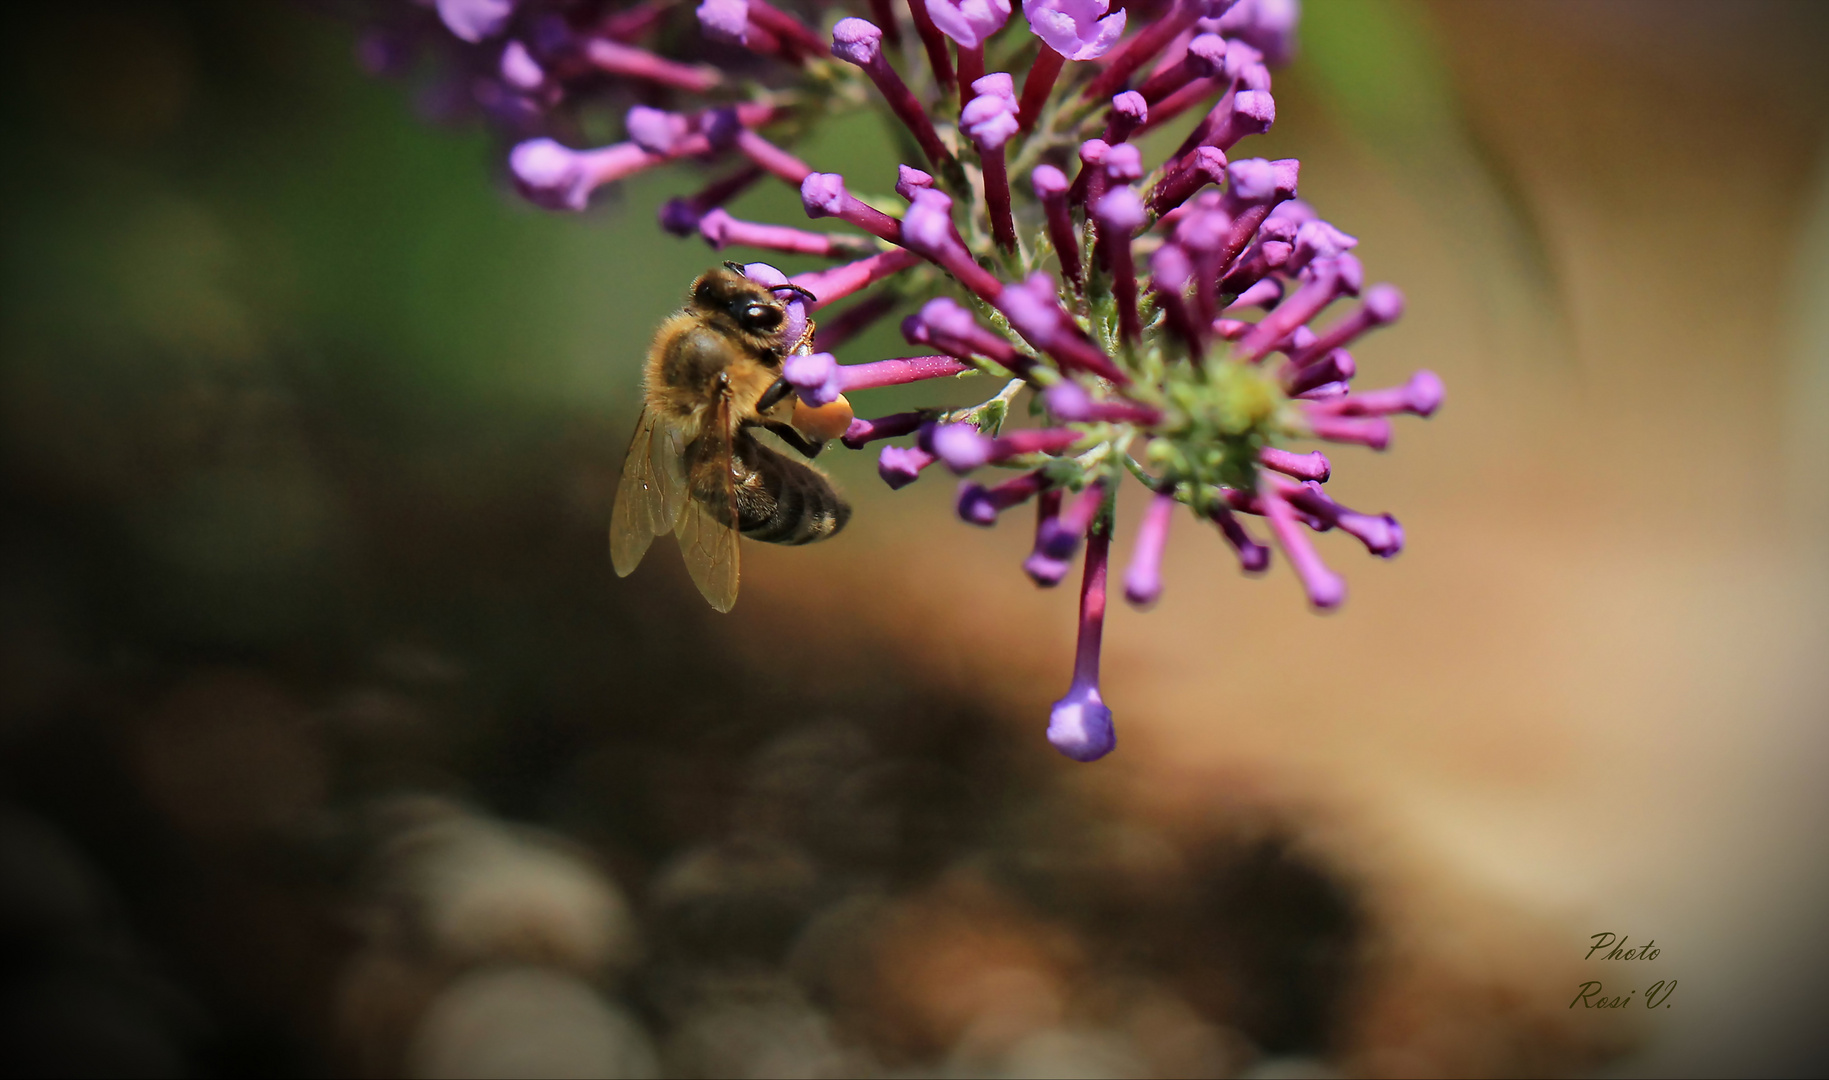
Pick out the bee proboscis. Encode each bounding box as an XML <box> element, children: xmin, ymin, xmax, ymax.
<box><xmin>610</xmin><ymin>265</ymin><xmax>855</xmax><ymax>612</ymax></box>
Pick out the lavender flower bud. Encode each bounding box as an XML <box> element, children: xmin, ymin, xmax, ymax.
<box><xmin>1023</xmin><ymin>0</ymin><xmax>1126</xmax><ymax>61</ymax></box>
<box><xmin>830</xmin><ymin>16</ymin><xmax>884</xmax><ymax>65</ymax></box>
<box><xmin>1124</xmin><ymin>491</ymin><xmax>1177</xmax><ymax>608</ymax></box>
<box><xmin>697</xmin><ymin>0</ymin><xmax>750</xmax><ymax>44</ymax></box>
<box><xmin>931</xmin><ymin>423</ymin><xmax>992</xmax><ymax>472</ymax></box>
<box><xmin>509</xmin><ymin>138</ymin><xmax>658</xmax><ymax>211</ymax></box>
<box><xmin>1049</xmin><ymin>523</ymin><xmax>1115</xmax><ymax>761</ymax></box>
<box><xmin>896</xmin><ymin>166</ymin><xmax>935</xmax><ymax>201</ymax></box>
<box><xmin>626</xmin><ymin>106</ymin><xmax>689</xmax><ymax>155</ymax></box>
<box><xmin>437</xmin><ymin>0</ymin><xmax>518</xmax><ymax>44</ymax></box>
<box><xmin>783</xmin><ymin>352</ymin><xmax>844</xmax><ymax>407</ymax></box>
<box><xmin>1215</xmin><ymin>0</ymin><xmax>1300</xmax><ymax>67</ymax></box>
<box><xmin>499</xmin><ymin>40</ymin><xmax>544</xmax><ymax>90</ymax></box>
<box><xmin>962</xmin><ymin>75</ymin><xmax>1020</xmax><ymax>150</ymax></box>
<box><xmin>927</xmin><ymin>0</ymin><xmax>1012</xmax><ymax>48</ymax></box>
<box><xmin>879</xmin><ymin>444</ymin><xmax>938</xmax><ymax>489</ymax></box>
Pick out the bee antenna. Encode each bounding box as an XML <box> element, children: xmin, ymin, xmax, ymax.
<box><xmin>722</xmin><ymin>261</ymin><xmax>748</xmax><ymax>277</ymax></box>
<box><xmin>770</xmin><ymin>283</ymin><xmax>819</xmax><ymax>304</ymax></box>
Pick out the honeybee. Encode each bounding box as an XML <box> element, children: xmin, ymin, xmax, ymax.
<box><xmin>611</xmin><ymin>264</ymin><xmax>855</xmax><ymax>612</ymax></box>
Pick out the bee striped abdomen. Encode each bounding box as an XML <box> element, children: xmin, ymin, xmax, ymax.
<box><xmin>735</xmin><ymin>441</ymin><xmax>851</xmax><ymax>546</ymax></box>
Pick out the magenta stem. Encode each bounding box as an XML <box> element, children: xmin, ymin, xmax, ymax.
<box><xmin>1209</xmin><ymin>504</ymin><xmax>1270</xmax><ymax>572</ymax></box>
<box><xmin>582</xmin><ymin>38</ymin><xmax>722</xmax><ymax>92</ymax></box>
<box><xmin>837</xmin><ymin>354</ymin><xmax>972</xmax><ymax>391</ymax></box>
<box><xmin>748</xmin><ymin>0</ymin><xmax>830</xmax><ymax>57</ymax></box>
<box><xmin>844</xmin><ymin>411</ymin><xmax>927</xmax><ymax>448</ymax></box>
<box><xmin>1018</xmin><ymin>45</ymin><xmax>1066</xmax><ymax>133</ymax></box>
<box><xmin>1258</xmin><ymin>448</ymin><xmax>1331</xmax><ymax>482</ymax></box>
<box><xmin>868</xmin><ymin>0</ymin><xmax>903</xmax><ymax>44</ymax></box>
<box><xmin>907</xmin><ymin>0</ymin><xmax>956</xmax><ymax>90</ymax></box>
<box><xmin>1070</xmin><ymin>516</ymin><xmax>1112</xmax><ymax>687</ymax></box>
<box><xmin>955</xmin><ymin>45</ymin><xmax>985</xmax><ymax>111</ymax></box>
<box><xmin>1261</xmin><ymin>483</ymin><xmax>1345</xmax><ymax>610</ymax></box>
<box><xmin>791</xmin><ymin>249</ymin><xmax>923</xmax><ymax>307</ymax></box>
<box><xmin>1239</xmin><ymin>262</ymin><xmax>1351</xmax><ymax>361</ymax></box>
<box><xmin>1039</xmin><ymin>188</ymin><xmax>1082</xmax><ymax>287</ymax></box>
<box><xmin>1083</xmin><ymin>2</ymin><xmax>1199</xmax><ymax>102</ymax></box>
<box><xmin>735</xmin><ymin>129</ymin><xmax>813</xmax><ymax>183</ymax></box>
<box><xmin>982</xmin><ymin>147</ymin><xmax>1016</xmax><ymax>251</ymax></box>
<box><xmin>814</xmin><ymin>290</ymin><xmax>899</xmax><ymax>351</ymax></box>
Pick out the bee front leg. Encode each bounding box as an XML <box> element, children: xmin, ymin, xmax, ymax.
<box><xmin>762</xmin><ymin>421</ymin><xmax>826</xmax><ymax>459</ymax></box>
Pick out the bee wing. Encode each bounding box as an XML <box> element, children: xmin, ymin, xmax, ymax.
<box><xmin>675</xmin><ymin>392</ymin><xmax>741</xmax><ymax>613</ymax></box>
<box><xmin>611</xmin><ymin>406</ymin><xmax>688</xmax><ymax>577</ymax></box>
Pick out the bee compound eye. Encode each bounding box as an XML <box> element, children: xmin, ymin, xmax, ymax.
<box><xmin>743</xmin><ymin>304</ymin><xmax>782</xmax><ymax>330</ymax></box>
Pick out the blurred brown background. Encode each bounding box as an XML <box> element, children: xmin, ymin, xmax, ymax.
<box><xmin>2</xmin><ymin>1</ymin><xmax>1827</xmax><ymax>1076</ymax></box>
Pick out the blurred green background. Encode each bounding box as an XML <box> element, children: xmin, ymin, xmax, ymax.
<box><xmin>3</xmin><ymin>1</ymin><xmax>1828</xmax><ymax>1077</ymax></box>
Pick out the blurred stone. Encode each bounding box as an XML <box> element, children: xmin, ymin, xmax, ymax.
<box><xmin>647</xmin><ymin>839</ymin><xmax>820</xmax><ymax>964</ymax></box>
<box><xmin>991</xmin><ymin>1028</ymin><xmax>1151</xmax><ymax>1079</ymax></box>
<box><xmin>405</xmin><ymin>966</ymin><xmax>658</xmax><ymax>1079</ymax></box>
<box><xmin>663</xmin><ymin>978</ymin><xmax>864</xmax><ymax>1079</ymax></box>
<box><xmin>371</xmin><ymin>803</ymin><xmax>639</xmax><ymax>975</ymax></box>
<box><xmin>132</xmin><ymin>671</ymin><xmax>327</xmax><ymax>842</ymax></box>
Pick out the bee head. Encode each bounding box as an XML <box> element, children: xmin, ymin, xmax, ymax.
<box><xmin>691</xmin><ymin>266</ymin><xmax>789</xmax><ymax>336</ymax></box>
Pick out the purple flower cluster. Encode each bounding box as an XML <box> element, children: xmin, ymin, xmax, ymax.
<box><xmin>361</xmin><ymin>0</ymin><xmax>1441</xmax><ymax>763</ymax></box>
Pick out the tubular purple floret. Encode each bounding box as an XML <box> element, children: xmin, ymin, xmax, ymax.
<box><xmin>844</xmin><ymin>411</ymin><xmax>928</xmax><ymax>449</ymax></box>
<box><xmin>1286</xmin><ymin>284</ymin><xmax>1405</xmax><ymax>366</ymax></box>
<box><xmin>800</xmin><ymin>172</ymin><xmax>905</xmax><ymax>244</ymax></box>
<box><xmin>1209</xmin><ymin>503</ymin><xmax>1271</xmax><ymax>572</ymax></box>
<box><xmin>1258</xmin><ymin>448</ymin><xmax>1330</xmax><ymax>482</ymax></box>
<box><xmin>1033</xmin><ymin>165</ymin><xmax>1083</xmax><ymax>286</ymax></box>
<box><xmin>1105</xmin><ymin>91</ymin><xmax>1150</xmax><ymax>144</ymax></box>
<box><xmin>1304</xmin><ymin>414</ymin><xmax>1393</xmax><ymax>450</ymax></box>
<box><xmin>1024</xmin><ymin>0</ymin><xmax>1128</xmax><ymax>61</ymax></box>
<box><xmin>748</xmin><ymin>0</ymin><xmax>833</xmax><ymax>58</ymax></box>
<box><xmin>814</xmin><ymin>290</ymin><xmax>899</xmax><ymax>351</ymax></box>
<box><xmin>584</xmin><ymin>36</ymin><xmax>723</xmax><ymax>92</ymax></box>
<box><xmin>437</xmin><ymin>0</ymin><xmax>518</xmax><ymax>43</ymax></box>
<box><xmin>1297</xmin><ymin>381</ymin><xmax>1349</xmax><ymax>400</ymax></box>
<box><xmin>996</xmin><ymin>273</ymin><xmax>1129</xmax><ymax>383</ymax></box>
<box><xmin>1285</xmin><ymin>218</ymin><xmax>1359</xmax><ymax>275</ymax></box>
<box><xmin>1048</xmin><ymin>517</ymin><xmax>1116</xmax><ymax>761</ymax></box>
<box><xmin>659</xmin><ymin>166</ymin><xmax>764</xmax><ymax>236</ymax></box>
<box><xmin>831</xmin><ymin>19</ymin><xmax>955</xmax><ymax>167</ymax></box>
<box><xmin>1228</xmin><ymin>273</ymin><xmax>1285</xmax><ymax>310</ymax></box>
<box><xmin>879</xmin><ymin>443</ymin><xmax>939</xmax><ymax>489</ymax></box>
<box><xmin>699</xmin><ymin>209</ymin><xmax>875</xmax><ymax>257</ymax></box>
<box><xmin>788</xmin><ymin>353</ymin><xmax>973</xmax><ymax>407</ymax></box>
<box><xmin>910</xmin><ymin>298</ymin><xmax>1030</xmax><ymax>371</ymax></box>
<box><xmin>896</xmin><ymin>165</ymin><xmax>935</xmax><ymax>201</ymax></box>
<box><xmin>1083</xmin><ymin>0</ymin><xmax>1229</xmax><ymax>103</ymax></box>
<box><xmin>926</xmin><ymin>0</ymin><xmax>1011</xmax><ymax>49</ymax></box>
<box><xmin>790</xmin><ymin>249</ymin><xmax>924</xmax><ymax>309</ymax></box>
<box><xmin>1149</xmin><ymin>146</ymin><xmax>1228</xmax><ymax>216</ymax></box>
<box><xmin>957</xmin><ymin>470</ymin><xmax>1048</xmax><ymax>525</ymax></box>
<box><xmin>1277</xmin><ymin>479</ymin><xmax>1404</xmax><ymax>558</ymax></box>
<box><xmin>964</xmin><ymin>75</ymin><xmax>1020</xmax><ymax>250</ymax></box>
<box><xmin>1044</xmin><ymin>382</ymin><xmax>1161</xmax><ymax>423</ymax></box>
<box><xmin>1039</xmin><ymin>479</ymin><xmax>1108</xmax><ymax>558</ymax></box>
<box><xmin>1149</xmin><ymin>243</ymin><xmax>1205</xmax><ymax>353</ymax></box>
<box><xmin>734</xmin><ymin>128</ymin><xmax>813</xmax><ymax>183</ymax></box>
<box><xmin>1261</xmin><ymin>481</ymin><xmax>1346</xmax><ymax>610</ymax></box>
<box><xmin>1282</xmin><ymin>349</ymin><xmax>1356</xmax><ymax>396</ymax></box>
<box><xmin>1124</xmin><ymin>490</ymin><xmax>1176</xmax><ymax>608</ymax></box>
<box><xmin>1017</xmin><ymin>44</ymin><xmax>1067</xmax><ymax>133</ymax></box>
<box><xmin>932</xmin><ymin>425</ymin><xmax>1084</xmax><ymax>473</ymax></box>
<box><xmin>1069</xmin><ymin>139</ymin><xmax>1110</xmax><ymax>208</ymax></box>
<box><xmin>900</xmin><ymin>190</ymin><xmax>1008</xmax><ymax>302</ymax></box>
<box><xmin>1136</xmin><ymin>32</ymin><xmax>1226</xmax><ymax>103</ymax></box>
<box><xmin>500</xmin><ymin>40</ymin><xmax>545</xmax><ymax>90</ymax></box>
<box><xmin>908</xmin><ymin>0</ymin><xmax>958</xmax><ymax>89</ymax></box>
<box><xmin>1216</xmin><ymin>0</ymin><xmax>1300</xmax><ymax>66</ymax></box>
<box><xmin>1025</xmin><ymin>489</ymin><xmax>1071</xmax><ymax>586</ymax></box>
<box><xmin>1306</xmin><ymin>369</ymin><xmax>1444</xmax><ymax>419</ymax></box>
<box><xmin>509</xmin><ymin>138</ymin><xmax>661</xmax><ymax>211</ymax></box>
<box><xmin>1238</xmin><ymin>255</ymin><xmax>1355</xmax><ymax>361</ymax></box>
<box><xmin>1093</xmin><ymin>188</ymin><xmax>1146</xmax><ymax>343</ymax></box>
<box><xmin>697</xmin><ymin>0</ymin><xmax>751</xmax><ymax>43</ymax></box>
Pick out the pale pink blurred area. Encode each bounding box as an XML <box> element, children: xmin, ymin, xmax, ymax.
<box><xmin>735</xmin><ymin>1</ymin><xmax>1829</xmax><ymax>1074</ymax></box>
